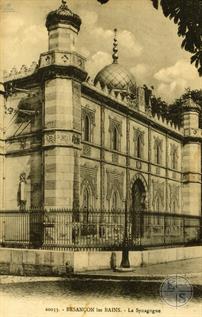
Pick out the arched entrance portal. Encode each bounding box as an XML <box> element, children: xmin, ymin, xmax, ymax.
<box><xmin>131</xmin><ymin>179</ymin><xmax>146</xmax><ymax>239</ymax></box>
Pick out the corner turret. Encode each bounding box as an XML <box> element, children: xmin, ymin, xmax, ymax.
<box><xmin>46</xmin><ymin>0</ymin><xmax>82</xmax><ymax>52</ymax></box>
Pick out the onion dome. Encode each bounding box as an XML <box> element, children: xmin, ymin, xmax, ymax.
<box><xmin>46</xmin><ymin>0</ymin><xmax>82</xmax><ymax>32</ymax></box>
<box><xmin>95</xmin><ymin>63</ymin><xmax>136</xmax><ymax>93</ymax></box>
<box><xmin>94</xmin><ymin>29</ymin><xmax>136</xmax><ymax>94</ymax></box>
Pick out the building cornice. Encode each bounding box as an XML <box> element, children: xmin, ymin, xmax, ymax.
<box><xmin>4</xmin><ymin>64</ymin><xmax>87</xmax><ymax>93</ymax></box>
<box><xmin>81</xmin><ymin>83</ymin><xmax>185</xmax><ymax>141</ymax></box>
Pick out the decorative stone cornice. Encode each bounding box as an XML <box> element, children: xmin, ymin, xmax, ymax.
<box><xmin>40</xmin><ymin>64</ymin><xmax>87</xmax><ymax>83</ymax></box>
<box><xmin>182</xmin><ymin>128</ymin><xmax>202</xmax><ymax>142</ymax></box>
<box><xmin>39</xmin><ymin>51</ymin><xmax>86</xmax><ymax>71</ymax></box>
<box><xmin>3</xmin><ymin>62</ymin><xmax>38</xmax><ymax>82</ymax></box>
<box><xmin>3</xmin><ymin>50</ymin><xmax>87</xmax><ymax>88</ymax></box>
<box><xmin>182</xmin><ymin>172</ymin><xmax>201</xmax><ymax>184</ymax></box>
<box><xmin>3</xmin><ymin>64</ymin><xmax>87</xmax><ymax>95</ymax></box>
<box><xmin>43</xmin><ymin>130</ymin><xmax>81</xmax><ymax>148</ymax></box>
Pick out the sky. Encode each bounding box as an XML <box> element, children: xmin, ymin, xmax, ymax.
<box><xmin>0</xmin><ymin>0</ymin><xmax>201</xmax><ymax>103</ymax></box>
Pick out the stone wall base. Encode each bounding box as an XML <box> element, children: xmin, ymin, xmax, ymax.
<box><xmin>0</xmin><ymin>246</ymin><xmax>202</xmax><ymax>276</ymax></box>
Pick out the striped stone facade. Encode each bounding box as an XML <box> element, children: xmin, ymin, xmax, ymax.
<box><xmin>1</xmin><ymin>2</ymin><xmax>201</xmax><ymax>219</ymax></box>
<box><xmin>48</xmin><ymin>24</ymin><xmax>78</xmax><ymax>51</ymax></box>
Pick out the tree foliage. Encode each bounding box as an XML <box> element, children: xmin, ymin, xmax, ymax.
<box><xmin>97</xmin><ymin>0</ymin><xmax>202</xmax><ymax>76</ymax></box>
<box><xmin>151</xmin><ymin>0</ymin><xmax>202</xmax><ymax>76</ymax></box>
<box><xmin>150</xmin><ymin>88</ymin><xmax>202</xmax><ymax>126</ymax></box>
<box><xmin>168</xmin><ymin>88</ymin><xmax>202</xmax><ymax>126</ymax></box>
<box><xmin>151</xmin><ymin>95</ymin><xmax>169</xmax><ymax>118</ymax></box>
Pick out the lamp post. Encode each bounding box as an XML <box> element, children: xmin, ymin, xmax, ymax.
<box><xmin>120</xmin><ymin>200</ymin><xmax>130</xmax><ymax>268</ymax></box>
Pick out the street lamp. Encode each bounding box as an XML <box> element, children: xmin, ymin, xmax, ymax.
<box><xmin>120</xmin><ymin>200</ymin><xmax>130</xmax><ymax>268</ymax></box>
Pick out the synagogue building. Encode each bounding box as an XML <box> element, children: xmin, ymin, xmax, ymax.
<box><xmin>0</xmin><ymin>0</ymin><xmax>201</xmax><ymax>232</ymax></box>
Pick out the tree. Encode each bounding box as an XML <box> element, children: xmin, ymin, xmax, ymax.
<box><xmin>151</xmin><ymin>95</ymin><xmax>169</xmax><ymax>118</ymax></box>
<box><xmin>97</xmin><ymin>0</ymin><xmax>202</xmax><ymax>76</ymax></box>
<box><xmin>149</xmin><ymin>87</ymin><xmax>202</xmax><ymax>127</ymax></box>
<box><xmin>151</xmin><ymin>0</ymin><xmax>202</xmax><ymax>76</ymax></box>
<box><xmin>168</xmin><ymin>88</ymin><xmax>202</xmax><ymax>126</ymax></box>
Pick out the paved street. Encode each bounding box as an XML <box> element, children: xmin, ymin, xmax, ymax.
<box><xmin>1</xmin><ymin>258</ymin><xmax>201</xmax><ymax>317</ymax></box>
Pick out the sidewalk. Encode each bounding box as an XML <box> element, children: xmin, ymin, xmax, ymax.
<box><xmin>0</xmin><ymin>275</ymin><xmax>65</xmax><ymax>284</ymax></box>
<box><xmin>73</xmin><ymin>258</ymin><xmax>202</xmax><ymax>285</ymax></box>
<box><xmin>0</xmin><ymin>258</ymin><xmax>201</xmax><ymax>285</ymax></box>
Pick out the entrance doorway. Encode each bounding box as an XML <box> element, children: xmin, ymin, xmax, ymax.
<box><xmin>131</xmin><ymin>179</ymin><xmax>146</xmax><ymax>239</ymax></box>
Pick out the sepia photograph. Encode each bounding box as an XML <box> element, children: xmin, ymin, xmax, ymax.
<box><xmin>0</xmin><ymin>0</ymin><xmax>202</xmax><ymax>316</ymax></box>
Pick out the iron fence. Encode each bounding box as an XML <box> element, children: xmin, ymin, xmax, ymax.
<box><xmin>0</xmin><ymin>209</ymin><xmax>201</xmax><ymax>250</ymax></box>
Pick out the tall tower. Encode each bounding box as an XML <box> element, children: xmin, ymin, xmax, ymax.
<box><xmin>182</xmin><ymin>93</ymin><xmax>201</xmax><ymax>216</ymax></box>
<box><xmin>0</xmin><ymin>71</ymin><xmax>5</xmax><ymax>210</ymax></box>
<box><xmin>45</xmin><ymin>0</ymin><xmax>81</xmax><ymax>52</ymax></box>
<box><xmin>40</xmin><ymin>0</ymin><xmax>87</xmax><ymax>208</ymax></box>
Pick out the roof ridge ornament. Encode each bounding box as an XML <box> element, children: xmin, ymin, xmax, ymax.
<box><xmin>57</xmin><ymin>0</ymin><xmax>73</xmax><ymax>16</ymax></box>
<box><xmin>112</xmin><ymin>28</ymin><xmax>118</xmax><ymax>64</ymax></box>
<box><xmin>183</xmin><ymin>90</ymin><xmax>201</xmax><ymax>112</ymax></box>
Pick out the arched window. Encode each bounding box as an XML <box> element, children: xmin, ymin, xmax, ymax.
<box><xmin>156</xmin><ymin>143</ymin><xmax>161</xmax><ymax>164</ymax></box>
<box><xmin>172</xmin><ymin>150</ymin><xmax>177</xmax><ymax>170</ymax></box>
<box><xmin>137</xmin><ymin>134</ymin><xmax>141</xmax><ymax>158</ymax></box>
<box><xmin>84</xmin><ymin>115</ymin><xmax>90</xmax><ymax>142</ymax></box>
<box><xmin>112</xmin><ymin>126</ymin><xmax>118</xmax><ymax>151</ymax></box>
<box><xmin>111</xmin><ymin>191</ymin><xmax>119</xmax><ymax>223</ymax></box>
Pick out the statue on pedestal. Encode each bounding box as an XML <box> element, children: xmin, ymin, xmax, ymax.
<box><xmin>17</xmin><ymin>173</ymin><xmax>27</xmax><ymax>211</ymax></box>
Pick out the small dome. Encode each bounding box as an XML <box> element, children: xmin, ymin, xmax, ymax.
<box><xmin>183</xmin><ymin>93</ymin><xmax>201</xmax><ymax>112</ymax></box>
<box><xmin>46</xmin><ymin>0</ymin><xmax>81</xmax><ymax>32</ymax></box>
<box><xmin>94</xmin><ymin>63</ymin><xmax>136</xmax><ymax>93</ymax></box>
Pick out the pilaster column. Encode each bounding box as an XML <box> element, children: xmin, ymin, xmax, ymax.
<box><xmin>43</xmin><ymin>77</ymin><xmax>82</xmax><ymax>209</ymax></box>
<box><xmin>181</xmin><ymin>96</ymin><xmax>201</xmax><ymax>216</ymax></box>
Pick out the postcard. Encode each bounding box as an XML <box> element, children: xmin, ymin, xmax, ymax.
<box><xmin>0</xmin><ymin>1</ymin><xmax>201</xmax><ymax>316</ymax></box>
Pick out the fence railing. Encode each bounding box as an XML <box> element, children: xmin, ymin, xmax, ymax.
<box><xmin>0</xmin><ymin>209</ymin><xmax>201</xmax><ymax>250</ymax></box>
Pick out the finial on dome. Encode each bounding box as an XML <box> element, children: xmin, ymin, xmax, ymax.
<box><xmin>112</xmin><ymin>28</ymin><xmax>118</xmax><ymax>64</ymax></box>
<box><xmin>183</xmin><ymin>89</ymin><xmax>200</xmax><ymax>112</ymax></box>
